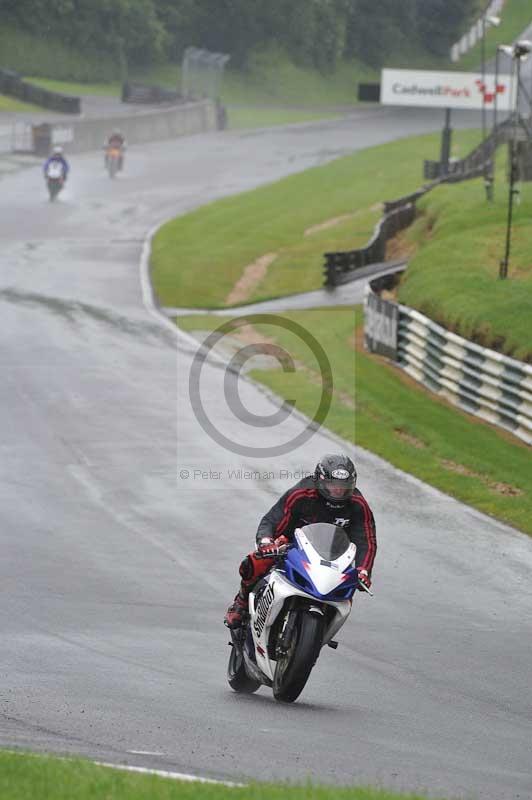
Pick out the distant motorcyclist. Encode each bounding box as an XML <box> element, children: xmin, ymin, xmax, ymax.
<box><xmin>43</xmin><ymin>146</ymin><xmax>69</xmax><ymax>181</ymax></box>
<box><xmin>104</xmin><ymin>128</ymin><xmax>127</xmax><ymax>171</ymax></box>
<box><xmin>224</xmin><ymin>454</ymin><xmax>377</xmax><ymax>628</ymax></box>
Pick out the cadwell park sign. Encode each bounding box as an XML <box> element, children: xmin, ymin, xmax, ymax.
<box><xmin>381</xmin><ymin>68</ymin><xmax>515</xmax><ymax>111</ymax></box>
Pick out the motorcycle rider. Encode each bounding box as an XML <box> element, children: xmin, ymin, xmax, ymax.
<box><xmin>43</xmin><ymin>146</ymin><xmax>69</xmax><ymax>181</ymax></box>
<box><xmin>224</xmin><ymin>454</ymin><xmax>377</xmax><ymax>628</ymax></box>
<box><xmin>104</xmin><ymin>128</ymin><xmax>127</xmax><ymax>171</ymax></box>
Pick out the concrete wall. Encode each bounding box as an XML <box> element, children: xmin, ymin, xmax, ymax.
<box><xmin>50</xmin><ymin>100</ymin><xmax>216</xmax><ymax>155</ymax></box>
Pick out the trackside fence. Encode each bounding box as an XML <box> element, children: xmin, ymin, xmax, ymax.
<box><xmin>323</xmin><ymin>201</ymin><xmax>418</xmax><ymax>286</ymax></box>
<box><xmin>423</xmin><ymin>115</ymin><xmax>520</xmax><ymax>182</ymax></box>
<box><xmin>364</xmin><ymin>281</ymin><xmax>532</xmax><ymax>445</ymax></box>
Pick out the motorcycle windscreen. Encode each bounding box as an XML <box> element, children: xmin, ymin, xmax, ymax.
<box><xmin>299</xmin><ymin>523</ymin><xmax>351</xmax><ymax>560</ymax></box>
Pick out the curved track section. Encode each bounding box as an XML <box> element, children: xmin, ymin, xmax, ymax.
<box><xmin>1</xmin><ymin>108</ymin><xmax>531</xmax><ymax>800</ymax></box>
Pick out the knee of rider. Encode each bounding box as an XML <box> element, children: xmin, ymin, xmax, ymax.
<box><xmin>239</xmin><ymin>555</ymin><xmax>254</xmax><ymax>582</ymax></box>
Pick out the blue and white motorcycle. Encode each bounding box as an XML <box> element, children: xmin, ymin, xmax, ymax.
<box><xmin>45</xmin><ymin>160</ymin><xmax>65</xmax><ymax>202</ymax></box>
<box><xmin>227</xmin><ymin>522</ymin><xmax>370</xmax><ymax>703</ymax></box>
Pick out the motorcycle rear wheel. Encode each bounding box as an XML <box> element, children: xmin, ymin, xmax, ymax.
<box><xmin>227</xmin><ymin>641</ymin><xmax>261</xmax><ymax>694</ymax></box>
<box><xmin>273</xmin><ymin>610</ymin><xmax>323</xmax><ymax>703</ymax></box>
<box><xmin>108</xmin><ymin>158</ymin><xmax>118</xmax><ymax>178</ymax></box>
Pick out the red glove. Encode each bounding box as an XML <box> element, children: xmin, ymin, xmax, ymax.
<box><xmin>274</xmin><ymin>535</ymin><xmax>290</xmax><ymax>551</ymax></box>
<box><xmin>257</xmin><ymin>535</ymin><xmax>290</xmax><ymax>557</ymax></box>
<box><xmin>357</xmin><ymin>569</ymin><xmax>372</xmax><ymax>590</ymax></box>
<box><xmin>257</xmin><ymin>537</ymin><xmax>275</xmax><ymax>556</ymax></box>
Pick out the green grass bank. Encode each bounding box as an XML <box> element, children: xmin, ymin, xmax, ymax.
<box><xmin>0</xmin><ymin>94</ymin><xmax>43</xmax><ymax>112</ymax></box>
<box><xmin>121</xmin><ymin>50</ymin><xmax>378</xmax><ymax>109</ymax></box>
<box><xmin>0</xmin><ymin>751</ymin><xmax>451</xmax><ymax>800</ymax></box>
<box><xmin>26</xmin><ymin>77</ymin><xmax>121</xmax><ymax>97</ymax></box>
<box><xmin>151</xmin><ymin>126</ymin><xmax>532</xmax><ymax>360</ymax></box>
<box><xmin>398</xmin><ymin>148</ymin><xmax>532</xmax><ymax>362</ymax></box>
<box><xmin>151</xmin><ymin>129</ymin><xmax>481</xmax><ymax>309</ymax></box>
<box><xmin>151</xmin><ymin>126</ymin><xmax>532</xmax><ymax>528</ymax></box>
<box><xmin>178</xmin><ymin>309</ymin><xmax>531</xmax><ymax>535</ymax></box>
<box><xmin>1</xmin><ymin>30</ymin><xmax>375</xmax><ymax>109</ymax></box>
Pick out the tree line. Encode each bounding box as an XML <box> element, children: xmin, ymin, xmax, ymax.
<box><xmin>2</xmin><ymin>0</ymin><xmax>479</xmax><ymax>72</ymax></box>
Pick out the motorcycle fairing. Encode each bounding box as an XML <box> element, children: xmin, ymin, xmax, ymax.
<box><xmin>46</xmin><ymin>162</ymin><xmax>64</xmax><ymax>179</ymax></box>
<box><xmin>231</xmin><ymin>523</ymin><xmax>364</xmax><ymax>698</ymax></box>
<box><xmin>291</xmin><ymin>528</ymin><xmax>358</xmax><ymax>598</ymax></box>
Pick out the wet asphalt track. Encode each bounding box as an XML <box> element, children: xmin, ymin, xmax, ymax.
<box><xmin>1</xmin><ymin>107</ymin><xmax>531</xmax><ymax>799</ymax></box>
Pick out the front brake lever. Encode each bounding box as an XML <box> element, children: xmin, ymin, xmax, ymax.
<box><xmin>357</xmin><ymin>581</ymin><xmax>374</xmax><ymax>597</ymax></box>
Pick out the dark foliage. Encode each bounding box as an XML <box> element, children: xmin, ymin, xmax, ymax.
<box><xmin>0</xmin><ymin>0</ymin><xmax>479</xmax><ymax>71</ymax></box>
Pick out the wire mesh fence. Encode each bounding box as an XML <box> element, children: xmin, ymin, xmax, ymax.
<box><xmin>181</xmin><ymin>48</ymin><xmax>230</xmax><ymax>101</ymax></box>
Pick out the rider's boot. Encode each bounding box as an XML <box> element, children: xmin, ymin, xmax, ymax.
<box><xmin>224</xmin><ymin>589</ymin><xmax>248</xmax><ymax>628</ymax></box>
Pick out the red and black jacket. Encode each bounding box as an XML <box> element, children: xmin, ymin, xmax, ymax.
<box><xmin>256</xmin><ymin>477</ymin><xmax>377</xmax><ymax>576</ymax></box>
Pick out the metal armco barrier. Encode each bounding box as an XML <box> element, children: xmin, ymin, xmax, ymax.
<box><xmin>324</xmin><ymin>202</ymin><xmax>416</xmax><ymax>286</ymax></box>
<box><xmin>364</xmin><ymin>284</ymin><xmax>532</xmax><ymax>445</ymax></box>
<box><xmin>122</xmin><ymin>81</ymin><xmax>182</xmax><ymax>105</ymax></box>
<box><xmin>423</xmin><ymin>116</ymin><xmax>519</xmax><ymax>182</ymax></box>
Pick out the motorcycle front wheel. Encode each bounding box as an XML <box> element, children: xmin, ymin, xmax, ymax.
<box><xmin>227</xmin><ymin>639</ymin><xmax>261</xmax><ymax>694</ymax></box>
<box><xmin>273</xmin><ymin>610</ymin><xmax>324</xmax><ymax>703</ymax></box>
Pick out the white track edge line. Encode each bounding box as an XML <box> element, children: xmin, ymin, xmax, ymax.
<box><xmin>1</xmin><ymin>750</ymin><xmax>244</xmax><ymax>788</ymax></box>
<box><xmin>96</xmin><ymin>760</ymin><xmax>245</xmax><ymax>787</ymax></box>
<box><xmin>140</xmin><ymin>221</ymin><xmax>226</xmax><ymax>365</ymax></box>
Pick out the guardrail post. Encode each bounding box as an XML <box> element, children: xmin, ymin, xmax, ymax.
<box><xmin>440</xmin><ymin>108</ymin><xmax>452</xmax><ymax>175</ymax></box>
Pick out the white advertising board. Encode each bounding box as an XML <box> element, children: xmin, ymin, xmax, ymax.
<box><xmin>381</xmin><ymin>69</ymin><xmax>515</xmax><ymax>111</ymax></box>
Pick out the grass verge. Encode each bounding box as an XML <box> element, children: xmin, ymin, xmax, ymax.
<box><xmin>177</xmin><ymin>309</ymin><xmax>532</xmax><ymax>535</ymax></box>
<box><xmin>0</xmin><ymin>94</ymin><xmax>43</xmax><ymax>112</ymax></box>
<box><xmin>135</xmin><ymin>50</ymin><xmax>377</xmax><ymax>108</ymax></box>
<box><xmin>150</xmin><ymin>129</ymin><xmax>481</xmax><ymax>310</ymax></box>
<box><xmin>151</xmin><ymin>127</ymin><xmax>532</xmax><ymax>360</ymax></box>
<box><xmin>397</xmin><ymin>147</ymin><xmax>532</xmax><ymax>361</ymax></box>
<box><xmin>0</xmin><ymin>751</ymin><xmax>451</xmax><ymax>800</ymax></box>
<box><xmin>26</xmin><ymin>77</ymin><xmax>120</xmax><ymax>97</ymax></box>
<box><xmin>222</xmin><ymin>50</ymin><xmax>375</xmax><ymax>107</ymax></box>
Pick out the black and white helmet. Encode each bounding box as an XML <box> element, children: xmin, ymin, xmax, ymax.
<box><xmin>314</xmin><ymin>454</ymin><xmax>356</xmax><ymax>504</ymax></box>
